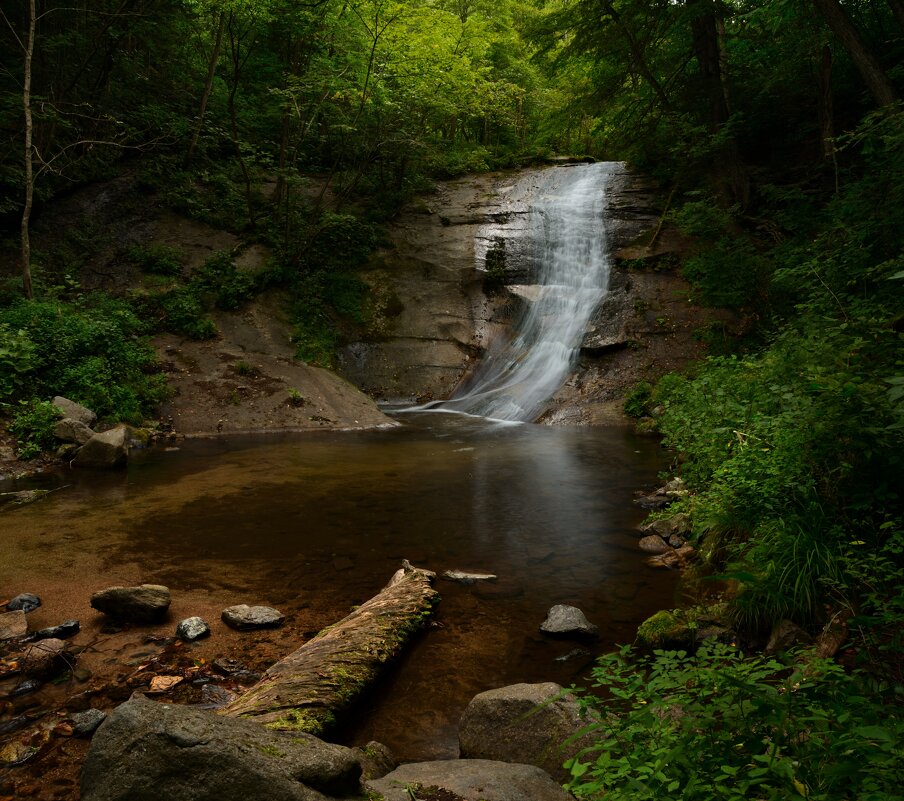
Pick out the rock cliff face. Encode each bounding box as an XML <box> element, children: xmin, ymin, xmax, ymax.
<box><xmin>338</xmin><ymin>162</ymin><xmax>730</xmax><ymax>420</ymax></box>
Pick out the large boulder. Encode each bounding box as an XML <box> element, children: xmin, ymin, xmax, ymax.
<box><xmin>53</xmin><ymin>396</ymin><xmax>97</xmax><ymax>427</ymax></box>
<box><xmin>54</xmin><ymin>418</ymin><xmax>95</xmax><ymax>445</ymax></box>
<box><xmin>90</xmin><ymin>584</ymin><xmax>171</xmax><ymax>623</ymax></box>
<box><xmin>458</xmin><ymin>682</ymin><xmax>596</xmax><ymax>782</ymax></box>
<box><xmin>368</xmin><ymin>760</ymin><xmax>574</xmax><ymax>801</ymax></box>
<box><xmin>73</xmin><ymin>426</ymin><xmax>129</xmax><ymax>469</ymax></box>
<box><xmin>81</xmin><ymin>694</ymin><xmax>363</xmax><ymax>801</ymax></box>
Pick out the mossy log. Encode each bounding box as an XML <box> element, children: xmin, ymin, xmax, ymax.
<box><xmin>222</xmin><ymin>562</ymin><xmax>439</xmax><ymax>736</ymax></box>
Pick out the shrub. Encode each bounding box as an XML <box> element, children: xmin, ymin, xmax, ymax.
<box><xmin>127</xmin><ymin>244</ymin><xmax>184</xmax><ymax>276</ymax></box>
<box><xmin>10</xmin><ymin>399</ymin><xmax>61</xmax><ymax>459</ymax></box>
<box><xmin>567</xmin><ymin>643</ymin><xmax>904</xmax><ymax>801</ymax></box>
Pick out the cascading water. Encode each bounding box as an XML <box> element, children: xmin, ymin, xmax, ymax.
<box><xmin>416</xmin><ymin>162</ymin><xmax>613</xmax><ymax>422</ymax></box>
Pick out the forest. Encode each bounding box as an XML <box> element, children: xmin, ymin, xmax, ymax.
<box><xmin>1</xmin><ymin>0</ymin><xmax>903</xmax><ymax>797</ymax></box>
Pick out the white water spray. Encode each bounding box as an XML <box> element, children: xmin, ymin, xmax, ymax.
<box><xmin>415</xmin><ymin>163</ymin><xmax>613</xmax><ymax>422</ymax></box>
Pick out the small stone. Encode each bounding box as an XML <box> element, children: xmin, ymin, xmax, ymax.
<box><xmin>9</xmin><ymin>678</ymin><xmax>42</xmax><ymax>697</ymax></box>
<box><xmin>25</xmin><ymin>620</ymin><xmax>80</xmax><ymax>641</ymax></box>
<box><xmin>52</xmin><ymin>396</ymin><xmax>97</xmax><ymax>427</ymax></box>
<box><xmin>0</xmin><ymin>740</ymin><xmax>39</xmax><ymax>767</ymax></box>
<box><xmin>90</xmin><ymin>584</ymin><xmax>171</xmax><ymax>623</ymax></box>
<box><xmin>221</xmin><ymin>605</ymin><xmax>284</xmax><ymax>630</ymax></box>
<box><xmin>175</xmin><ymin>616</ymin><xmax>210</xmax><ymax>642</ymax></box>
<box><xmin>8</xmin><ymin>593</ymin><xmax>41</xmax><ymax>613</ymax></box>
<box><xmin>638</xmin><ymin>534</ymin><xmax>671</xmax><ymax>554</ymax></box>
<box><xmin>54</xmin><ymin>418</ymin><xmax>95</xmax><ymax>445</ymax></box>
<box><xmin>0</xmin><ymin>610</ymin><xmax>27</xmax><ymax>640</ymax></box>
<box><xmin>22</xmin><ymin>638</ymin><xmax>70</xmax><ymax>678</ymax></box>
<box><xmin>539</xmin><ymin>605</ymin><xmax>599</xmax><ymax>639</ymax></box>
<box><xmin>148</xmin><ymin>675</ymin><xmax>182</xmax><ymax>693</ymax></box>
<box><xmin>70</xmin><ymin>709</ymin><xmax>107</xmax><ymax>738</ymax></box>
<box><xmin>442</xmin><ymin>570</ymin><xmax>498</xmax><ymax>584</ymax></box>
<box><xmin>212</xmin><ymin>658</ymin><xmax>245</xmax><ymax>676</ymax></box>
<box><xmin>668</xmin><ymin>534</ymin><xmax>686</xmax><ymax>548</ymax></box>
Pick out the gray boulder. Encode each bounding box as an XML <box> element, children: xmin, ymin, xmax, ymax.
<box><xmin>53</xmin><ymin>396</ymin><xmax>97</xmax><ymax>427</ymax></box>
<box><xmin>91</xmin><ymin>584</ymin><xmax>171</xmax><ymax>623</ymax></box>
<box><xmin>54</xmin><ymin>418</ymin><xmax>95</xmax><ymax>445</ymax></box>
<box><xmin>80</xmin><ymin>694</ymin><xmax>362</xmax><ymax>801</ymax></box>
<box><xmin>459</xmin><ymin>682</ymin><xmax>595</xmax><ymax>783</ymax></box>
<box><xmin>74</xmin><ymin>426</ymin><xmax>129</xmax><ymax>469</ymax></box>
<box><xmin>640</xmin><ymin>513</ymin><xmax>691</xmax><ymax>539</ymax></box>
<box><xmin>349</xmin><ymin>741</ymin><xmax>397</xmax><ymax>781</ymax></box>
<box><xmin>367</xmin><ymin>759</ymin><xmax>573</xmax><ymax>801</ymax></box>
<box><xmin>175</xmin><ymin>616</ymin><xmax>210</xmax><ymax>642</ymax></box>
<box><xmin>221</xmin><ymin>604</ymin><xmax>284</xmax><ymax>630</ymax></box>
<box><xmin>71</xmin><ymin>708</ymin><xmax>107</xmax><ymax>737</ymax></box>
<box><xmin>539</xmin><ymin>605</ymin><xmax>598</xmax><ymax>639</ymax></box>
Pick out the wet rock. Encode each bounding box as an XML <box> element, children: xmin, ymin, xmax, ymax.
<box><xmin>212</xmin><ymin>657</ymin><xmax>245</xmax><ymax>676</ymax></box>
<box><xmin>21</xmin><ymin>638</ymin><xmax>71</xmax><ymax>678</ymax></box>
<box><xmin>367</xmin><ymin>759</ymin><xmax>573</xmax><ymax>801</ymax></box>
<box><xmin>638</xmin><ymin>534</ymin><xmax>671</xmax><ymax>554</ymax></box>
<box><xmin>54</xmin><ymin>418</ymin><xmax>95</xmax><ymax>445</ymax></box>
<box><xmin>640</xmin><ymin>513</ymin><xmax>691</xmax><ymax>539</ymax></box>
<box><xmin>459</xmin><ymin>683</ymin><xmax>596</xmax><ymax>783</ymax></box>
<box><xmin>221</xmin><ymin>604</ymin><xmax>284</xmax><ymax>630</ymax></box>
<box><xmin>90</xmin><ymin>584</ymin><xmax>171</xmax><ymax>623</ymax></box>
<box><xmin>0</xmin><ymin>610</ymin><xmax>27</xmax><ymax>640</ymax></box>
<box><xmin>81</xmin><ymin>694</ymin><xmax>362</xmax><ymax>801</ymax></box>
<box><xmin>0</xmin><ymin>740</ymin><xmax>40</xmax><ymax>767</ymax></box>
<box><xmin>646</xmin><ymin>544</ymin><xmax>696</xmax><ymax>569</ymax></box>
<box><xmin>175</xmin><ymin>616</ymin><xmax>210</xmax><ymax>642</ymax></box>
<box><xmin>636</xmin><ymin>605</ymin><xmax>732</xmax><ymax>651</ymax></box>
<box><xmin>53</xmin><ymin>396</ymin><xmax>97</xmax><ymax>427</ymax></box>
<box><xmin>199</xmin><ymin>684</ymin><xmax>238</xmax><ymax>707</ymax></box>
<box><xmin>442</xmin><ymin>569</ymin><xmax>498</xmax><ymax>584</ymax></box>
<box><xmin>554</xmin><ymin>648</ymin><xmax>589</xmax><ymax>662</ymax></box>
<box><xmin>71</xmin><ymin>709</ymin><xmax>107</xmax><ymax>737</ymax></box>
<box><xmin>24</xmin><ymin>620</ymin><xmax>80</xmax><ymax>641</ymax></box>
<box><xmin>74</xmin><ymin>426</ymin><xmax>129</xmax><ymax>468</ymax></box>
<box><xmin>539</xmin><ymin>605</ymin><xmax>599</xmax><ymax>639</ymax></box>
<box><xmin>8</xmin><ymin>593</ymin><xmax>41</xmax><ymax>613</ymax></box>
<box><xmin>633</xmin><ymin>492</ymin><xmax>672</xmax><ymax>510</ymax></box>
<box><xmin>350</xmin><ymin>741</ymin><xmax>397</xmax><ymax>781</ymax></box>
<box><xmin>9</xmin><ymin>678</ymin><xmax>42</xmax><ymax>697</ymax></box>
<box><xmin>668</xmin><ymin>534</ymin><xmax>686</xmax><ymax>548</ymax></box>
<box><xmin>765</xmin><ymin>620</ymin><xmax>813</xmax><ymax>656</ymax></box>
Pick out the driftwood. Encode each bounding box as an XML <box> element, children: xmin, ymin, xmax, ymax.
<box><xmin>222</xmin><ymin>562</ymin><xmax>439</xmax><ymax>736</ymax></box>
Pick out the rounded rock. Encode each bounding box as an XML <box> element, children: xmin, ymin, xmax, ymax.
<box><xmin>221</xmin><ymin>605</ymin><xmax>284</xmax><ymax>631</ymax></box>
<box><xmin>90</xmin><ymin>584</ymin><xmax>171</xmax><ymax>624</ymax></box>
<box><xmin>539</xmin><ymin>605</ymin><xmax>599</xmax><ymax>639</ymax></box>
<box><xmin>175</xmin><ymin>616</ymin><xmax>211</xmax><ymax>642</ymax></box>
<box><xmin>71</xmin><ymin>708</ymin><xmax>107</xmax><ymax>738</ymax></box>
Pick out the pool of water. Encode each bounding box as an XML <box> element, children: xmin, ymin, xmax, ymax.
<box><xmin>1</xmin><ymin>414</ymin><xmax>677</xmax><ymax>759</ymax></box>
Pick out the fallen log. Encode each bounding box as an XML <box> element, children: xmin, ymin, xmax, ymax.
<box><xmin>222</xmin><ymin>561</ymin><xmax>439</xmax><ymax>736</ymax></box>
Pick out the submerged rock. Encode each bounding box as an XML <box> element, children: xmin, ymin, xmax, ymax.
<box><xmin>7</xmin><ymin>593</ymin><xmax>41</xmax><ymax>613</ymax></box>
<box><xmin>459</xmin><ymin>682</ymin><xmax>596</xmax><ymax>783</ymax></box>
<box><xmin>638</xmin><ymin>534</ymin><xmax>670</xmax><ymax>554</ymax></box>
<box><xmin>90</xmin><ymin>584</ymin><xmax>171</xmax><ymax>623</ymax></box>
<box><xmin>81</xmin><ymin>694</ymin><xmax>362</xmax><ymax>801</ymax></box>
<box><xmin>221</xmin><ymin>604</ymin><xmax>284</xmax><ymax>630</ymax></box>
<box><xmin>539</xmin><ymin>605</ymin><xmax>599</xmax><ymax>639</ymax></box>
<box><xmin>367</xmin><ymin>759</ymin><xmax>573</xmax><ymax>801</ymax></box>
<box><xmin>21</xmin><ymin>637</ymin><xmax>71</xmax><ymax>678</ymax></box>
<box><xmin>53</xmin><ymin>396</ymin><xmax>97</xmax><ymax>427</ymax></box>
<box><xmin>442</xmin><ymin>569</ymin><xmax>498</xmax><ymax>584</ymax></box>
<box><xmin>74</xmin><ymin>426</ymin><xmax>129</xmax><ymax>468</ymax></box>
<box><xmin>175</xmin><ymin>616</ymin><xmax>210</xmax><ymax>642</ymax></box>
<box><xmin>0</xmin><ymin>610</ymin><xmax>27</xmax><ymax>640</ymax></box>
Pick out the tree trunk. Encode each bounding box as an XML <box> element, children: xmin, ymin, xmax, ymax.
<box><xmin>21</xmin><ymin>0</ymin><xmax>36</xmax><ymax>300</ymax></box>
<box><xmin>817</xmin><ymin>44</ymin><xmax>836</xmax><ymax>159</ymax></box>
<box><xmin>812</xmin><ymin>0</ymin><xmax>899</xmax><ymax>106</ymax></box>
<box><xmin>185</xmin><ymin>11</ymin><xmax>226</xmax><ymax>166</ymax></box>
<box><xmin>222</xmin><ymin>563</ymin><xmax>439</xmax><ymax>736</ymax></box>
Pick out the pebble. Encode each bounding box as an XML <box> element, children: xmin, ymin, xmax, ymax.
<box><xmin>25</xmin><ymin>620</ymin><xmax>80</xmax><ymax>642</ymax></box>
<box><xmin>71</xmin><ymin>709</ymin><xmax>107</xmax><ymax>737</ymax></box>
<box><xmin>220</xmin><ymin>604</ymin><xmax>284</xmax><ymax>630</ymax></box>
<box><xmin>539</xmin><ymin>605</ymin><xmax>599</xmax><ymax>639</ymax></box>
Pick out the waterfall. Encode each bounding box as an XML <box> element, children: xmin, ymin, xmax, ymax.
<box><xmin>415</xmin><ymin>162</ymin><xmax>613</xmax><ymax>422</ymax></box>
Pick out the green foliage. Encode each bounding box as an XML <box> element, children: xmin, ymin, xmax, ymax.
<box><xmin>127</xmin><ymin>244</ymin><xmax>185</xmax><ymax>276</ymax></box>
<box><xmin>568</xmin><ymin>643</ymin><xmax>904</xmax><ymax>801</ymax></box>
<box><xmin>0</xmin><ymin>324</ymin><xmax>38</xmax><ymax>400</ymax></box>
<box><xmin>9</xmin><ymin>400</ymin><xmax>61</xmax><ymax>459</ymax></box>
<box><xmin>0</xmin><ymin>296</ymin><xmax>167</xmax><ymax>423</ymax></box>
<box><xmin>623</xmin><ymin>381</ymin><xmax>653</xmax><ymax>418</ymax></box>
<box><xmin>194</xmin><ymin>251</ymin><xmax>258</xmax><ymax>311</ymax></box>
